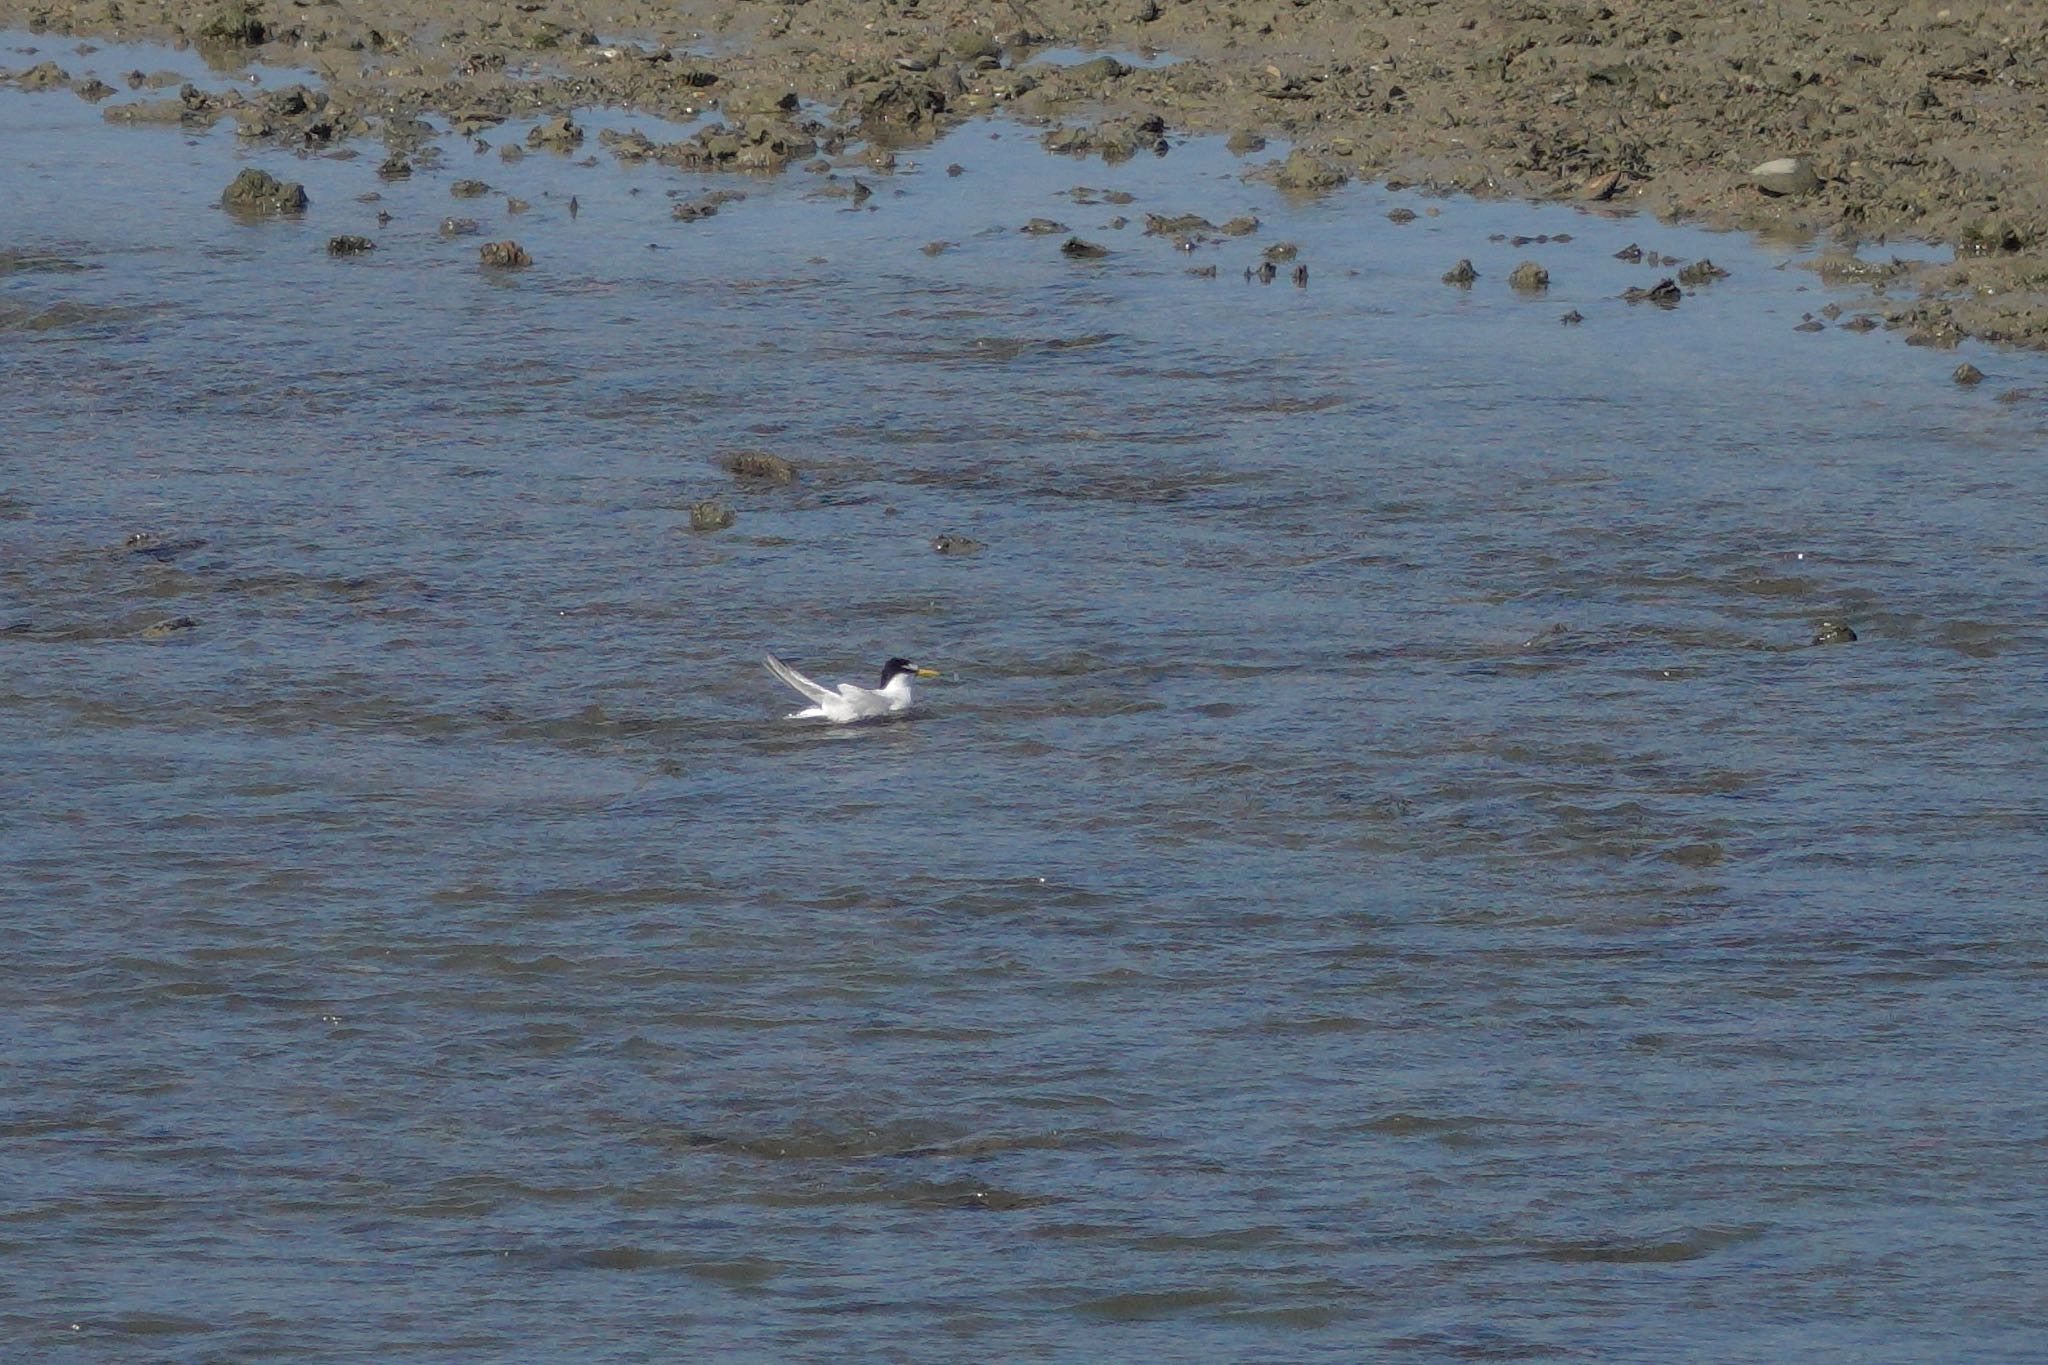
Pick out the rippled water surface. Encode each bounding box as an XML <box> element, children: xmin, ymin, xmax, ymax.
<box><xmin>5</xmin><ymin>34</ymin><xmax>2048</xmax><ymax>1362</ymax></box>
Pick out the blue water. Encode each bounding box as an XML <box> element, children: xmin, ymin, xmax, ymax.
<box><xmin>4</xmin><ymin>33</ymin><xmax>2047</xmax><ymax>1362</ymax></box>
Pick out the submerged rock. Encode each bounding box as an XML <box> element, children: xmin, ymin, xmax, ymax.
<box><xmin>141</xmin><ymin>616</ymin><xmax>199</xmax><ymax>639</ymax></box>
<box><xmin>932</xmin><ymin>533</ymin><xmax>984</xmax><ymax>555</ymax></box>
<box><xmin>1812</xmin><ymin>620</ymin><xmax>1857</xmax><ymax>645</ymax></box>
<box><xmin>1676</xmin><ymin>259</ymin><xmax>1730</xmax><ymax>287</ymax></box>
<box><xmin>440</xmin><ymin>217</ymin><xmax>482</xmax><ymax>236</ymax></box>
<box><xmin>1442</xmin><ymin>259</ymin><xmax>1478</xmax><ymax>287</ymax></box>
<box><xmin>1507</xmin><ymin>261</ymin><xmax>1549</xmax><ymax>293</ymax></box>
<box><xmin>451</xmin><ymin>179</ymin><xmax>491</xmax><ymax>198</ymax></box>
<box><xmin>326</xmin><ymin>235</ymin><xmax>375</xmax><ymax>256</ymax></box>
<box><xmin>721</xmin><ymin>449</ymin><xmax>798</xmax><ymax>483</ymax></box>
<box><xmin>689</xmin><ymin>501</ymin><xmax>736</xmax><ymax>532</ymax></box>
<box><xmin>478</xmin><ymin>240</ymin><xmax>531</xmax><ymax>268</ymax></box>
<box><xmin>1061</xmin><ymin>237</ymin><xmax>1110</xmax><ymax>259</ymax></box>
<box><xmin>221</xmin><ymin>168</ymin><xmax>307</xmax><ymax>215</ymax></box>
<box><xmin>1953</xmin><ymin>362</ymin><xmax>1984</xmax><ymax>385</ymax></box>
<box><xmin>1623</xmin><ymin>278</ymin><xmax>1683</xmax><ymax>307</ymax></box>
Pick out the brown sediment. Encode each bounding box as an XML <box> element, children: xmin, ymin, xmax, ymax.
<box><xmin>9</xmin><ymin>0</ymin><xmax>2048</xmax><ymax>344</ymax></box>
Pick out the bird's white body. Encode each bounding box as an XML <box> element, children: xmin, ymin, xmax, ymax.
<box><xmin>764</xmin><ymin>653</ymin><xmax>925</xmax><ymax>723</ymax></box>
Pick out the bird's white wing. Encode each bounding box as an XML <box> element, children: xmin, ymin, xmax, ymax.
<box><xmin>764</xmin><ymin>653</ymin><xmax>838</xmax><ymax>705</ymax></box>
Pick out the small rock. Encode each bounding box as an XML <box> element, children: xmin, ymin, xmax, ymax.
<box><xmin>16</xmin><ymin>61</ymin><xmax>70</xmax><ymax>91</ymax></box>
<box><xmin>1063</xmin><ymin>56</ymin><xmax>1129</xmax><ymax>84</ymax></box>
<box><xmin>220</xmin><ymin>168</ymin><xmax>308</xmax><ymax>216</ymax></box>
<box><xmin>1272</xmin><ymin>150</ymin><xmax>1347</xmax><ymax>194</ymax></box>
<box><xmin>478</xmin><ymin>240</ymin><xmax>532</xmax><ymax>268</ymax></box>
<box><xmin>1581</xmin><ymin>169</ymin><xmax>1623</xmax><ymax>201</ymax></box>
<box><xmin>1262</xmin><ymin>242</ymin><xmax>1299</xmax><ymax>262</ymax></box>
<box><xmin>1794</xmin><ymin>318</ymin><xmax>1826</xmax><ymax>332</ymax></box>
<box><xmin>1751</xmin><ymin>156</ymin><xmax>1820</xmax><ymax>197</ymax></box>
<box><xmin>1676</xmin><ymin>259</ymin><xmax>1730</xmax><ymax>287</ymax></box>
<box><xmin>500</xmin><ymin>144</ymin><xmax>526</xmax><ymax>163</ymax></box>
<box><xmin>1952</xmin><ymin>362</ymin><xmax>1984</xmax><ymax>386</ymax></box>
<box><xmin>1442</xmin><ymin>259</ymin><xmax>1478</xmax><ymax>287</ymax></box>
<box><xmin>1614</xmin><ymin>243</ymin><xmax>1643</xmax><ymax>262</ymax></box>
<box><xmin>73</xmin><ymin>78</ymin><xmax>115</xmax><ymax>103</ymax></box>
<box><xmin>1812</xmin><ymin>620</ymin><xmax>1857</xmax><ymax>645</ymax></box>
<box><xmin>1623</xmin><ymin>278</ymin><xmax>1683</xmax><ymax>307</ymax></box>
<box><xmin>377</xmin><ymin>154</ymin><xmax>412</xmax><ymax>180</ymax></box>
<box><xmin>327</xmin><ymin>235</ymin><xmax>375</xmax><ymax>256</ymax></box>
<box><xmin>946</xmin><ymin>163</ymin><xmax>965</xmax><ymax>177</ymax></box>
<box><xmin>932</xmin><ymin>533</ymin><xmax>984</xmax><ymax>555</ymax></box>
<box><xmin>451</xmin><ymin>179</ymin><xmax>491</xmax><ymax>198</ymax></box>
<box><xmin>1560</xmin><ymin>309</ymin><xmax>1583</xmax><ymax>325</ymax></box>
<box><xmin>506</xmin><ymin>197</ymin><xmax>530</xmax><ymax>214</ymax></box>
<box><xmin>1508</xmin><ymin>261</ymin><xmax>1549</xmax><ymax>293</ymax></box>
<box><xmin>1020</xmin><ymin>218</ymin><xmax>1068</xmax><ymax>235</ymax></box>
<box><xmin>198</xmin><ymin>2</ymin><xmax>265</xmax><ymax>45</ymax></box>
<box><xmin>1061</xmin><ymin>237</ymin><xmax>1109</xmax><ymax>259</ymax></box>
<box><xmin>440</xmin><ymin>217</ymin><xmax>482</xmax><ymax>236</ymax></box>
<box><xmin>141</xmin><ymin>616</ymin><xmax>198</xmax><ymax>639</ymax></box>
<box><xmin>1386</xmin><ymin>207</ymin><xmax>1418</xmax><ymax>224</ymax></box>
<box><xmin>1219</xmin><ymin>217</ymin><xmax>1259</xmax><ymax>236</ymax></box>
<box><xmin>721</xmin><ymin>450</ymin><xmax>798</xmax><ymax>483</ymax></box>
<box><xmin>689</xmin><ymin>501</ymin><xmax>736</xmax><ymax>532</ymax></box>
<box><xmin>527</xmin><ymin>114</ymin><xmax>583</xmax><ymax>152</ymax></box>
<box><xmin>1225</xmin><ymin>130</ymin><xmax>1266</xmax><ymax>156</ymax></box>
<box><xmin>921</xmin><ymin>240</ymin><xmax>952</xmax><ymax>256</ymax></box>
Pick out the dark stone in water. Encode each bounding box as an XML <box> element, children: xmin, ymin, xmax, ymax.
<box><xmin>1508</xmin><ymin>261</ymin><xmax>1550</xmax><ymax>293</ymax></box>
<box><xmin>1560</xmin><ymin>309</ymin><xmax>1584</xmax><ymax>325</ymax></box>
<box><xmin>1812</xmin><ymin>620</ymin><xmax>1858</xmax><ymax>645</ymax></box>
<box><xmin>689</xmin><ymin>501</ymin><xmax>736</xmax><ymax>532</ymax></box>
<box><xmin>327</xmin><ymin>235</ymin><xmax>375</xmax><ymax>256</ymax></box>
<box><xmin>141</xmin><ymin>616</ymin><xmax>198</xmax><ymax>639</ymax></box>
<box><xmin>722</xmin><ymin>450</ymin><xmax>798</xmax><ymax>483</ymax></box>
<box><xmin>478</xmin><ymin>241</ymin><xmax>532</xmax><ymax>268</ymax></box>
<box><xmin>1676</xmin><ymin>258</ymin><xmax>1730</xmax><ymax>286</ymax></box>
<box><xmin>1061</xmin><ymin>237</ymin><xmax>1109</xmax><ymax>259</ymax></box>
<box><xmin>1953</xmin><ymin>362</ymin><xmax>1985</xmax><ymax>386</ymax></box>
<box><xmin>1443</xmin><ymin>259</ymin><xmax>1478</xmax><ymax>287</ymax></box>
<box><xmin>1623</xmin><ymin>278</ymin><xmax>1682</xmax><ymax>307</ymax></box>
<box><xmin>932</xmin><ymin>534</ymin><xmax>984</xmax><ymax>554</ymax></box>
<box><xmin>221</xmin><ymin>168</ymin><xmax>307</xmax><ymax>216</ymax></box>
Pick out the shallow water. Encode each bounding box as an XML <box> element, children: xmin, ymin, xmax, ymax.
<box><xmin>4</xmin><ymin>34</ymin><xmax>2048</xmax><ymax>1362</ymax></box>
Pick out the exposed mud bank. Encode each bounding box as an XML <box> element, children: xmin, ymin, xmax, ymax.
<box><xmin>7</xmin><ymin>0</ymin><xmax>2048</xmax><ymax>345</ymax></box>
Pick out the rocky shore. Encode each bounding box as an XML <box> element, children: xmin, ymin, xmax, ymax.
<box><xmin>7</xmin><ymin>0</ymin><xmax>2048</xmax><ymax>346</ymax></box>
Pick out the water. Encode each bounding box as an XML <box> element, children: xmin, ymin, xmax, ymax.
<box><xmin>5</xmin><ymin>35</ymin><xmax>2048</xmax><ymax>1361</ymax></box>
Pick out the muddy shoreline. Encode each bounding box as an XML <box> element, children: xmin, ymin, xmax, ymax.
<box><xmin>7</xmin><ymin>0</ymin><xmax>2048</xmax><ymax>348</ymax></box>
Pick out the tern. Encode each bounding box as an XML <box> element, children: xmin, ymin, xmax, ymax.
<box><xmin>763</xmin><ymin>653</ymin><xmax>940</xmax><ymax>723</ymax></box>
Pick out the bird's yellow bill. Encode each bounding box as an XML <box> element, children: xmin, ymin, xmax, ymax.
<box><xmin>915</xmin><ymin>667</ymin><xmax>942</xmax><ymax>678</ymax></box>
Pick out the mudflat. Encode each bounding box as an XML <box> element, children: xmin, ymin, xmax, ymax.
<box><xmin>5</xmin><ymin>0</ymin><xmax>2048</xmax><ymax>347</ymax></box>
